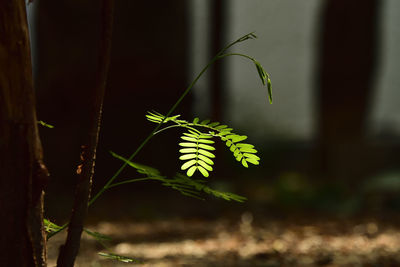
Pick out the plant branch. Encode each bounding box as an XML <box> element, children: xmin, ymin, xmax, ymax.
<box><xmin>56</xmin><ymin>0</ymin><xmax>115</xmax><ymax>266</ymax></box>
<box><xmin>88</xmin><ymin>33</ymin><xmax>259</xmax><ymax>206</ymax></box>
<box><xmin>106</xmin><ymin>177</ymin><xmax>154</xmax><ymax>189</ymax></box>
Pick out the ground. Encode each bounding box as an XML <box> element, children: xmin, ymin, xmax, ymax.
<box><xmin>47</xmin><ymin>214</ymin><xmax>400</xmax><ymax>267</ymax></box>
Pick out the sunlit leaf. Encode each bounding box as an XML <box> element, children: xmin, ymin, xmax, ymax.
<box><xmin>239</xmin><ymin>147</ymin><xmax>257</xmax><ymax>153</ymax></box>
<box><xmin>44</xmin><ymin>218</ymin><xmax>62</xmax><ymax>233</ymax></box>
<box><xmin>246</xmin><ymin>158</ymin><xmax>260</xmax><ymax>165</ymax></box>
<box><xmin>179</xmin><ymin>142</ymin><xmax>197</xmax><ymax>148</ymax></box>
<box><xmin>197</xmin><ymin>166</ymin><xmax>209</xmax><ymax>177</ymax></box>
<box><xmin>198</xmin><ymin>144</ymin><xmax>215</xmax><ymax>151</ymax></box>
<box><xmin>198</xmin><ymin>149</ymin><xmax>215</xmax><ymax>158</ymax></box>
<box><xmin>179</xmin><ymin>148</ymin><xmax>197</xmax><ymax>154</ymax></box>
<box><xmin>187</xmin><ymin>166</ymin><xmax>197</xmax><ymax>177</ymax></box>
<box><xmin>181</xmin><ymin>159</ymin><xmax>197</xmax><ymax>170</ymax></box>
<box><xmin>179</xmin><ymin>154</ymin><xmax>197</xmax><ymax>160</ymax></box>
<box><xmin>197</xmin><ymin>154</ymin><xmax>214</xmax><ymax>165</ymax></box>
<box><xmin>198</xmin><ymin>160</ymin><xmax>213</xmax><ymax>171</ymax></box>
<box><xmin>38</xmin><ymin>120</ymin><xmax>55</xmax><ymax>128</ymax></box>
<box><xmin>241</xmin><ymin>159</ymin><xmax>249</xmax><ymax>168</ymax></box>
<box><xmin>243</xmin><ymin>153</ymin><xmax>260</xmax><ymax>160</ymax></box>
<box><xmin>236</xmin><ymin>143</ymin><xmax>254</xmax><ymax>149</ymax></box>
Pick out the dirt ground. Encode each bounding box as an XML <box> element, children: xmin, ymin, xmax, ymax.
<box><xmin>47</xmin><ymin>214</ymin><xmax>400</xmax><ymax>267</ymax></box>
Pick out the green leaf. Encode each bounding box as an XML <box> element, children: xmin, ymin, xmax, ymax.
<box><xmin>208</xmin><ymin>122</ymin><xmax>220</xmax><ymax>127</ymax></box>
<box><xmin>254</xmin><ymin>60</ymin><xmax>267</xmax><ymax>85</ymax></box>
<box><xmin>236</xmin><ymin>143</ymin><xmax>254</xmax><ymax>149</ymax></box>
<box><xmin>179</xmin><ymin>154</ymin><xmax>197</xmax><ymax>160</ymax></box>
<box><xmin>239</xmin><ymin>147</ymin><xmax>257</xmax><ymax>153</ymax></box>
<box><xmin>243</xmin><ymin>153</ymin><xmax>260</xmax><ymax>160</ymax></box>
<box><xmin>44</xmin><ymin>218</ymin><xmax>62</xmax><ymax>233</ymax></box>
<box><xmin>181</xmin><ymin>136</ymin><xmax>214</xmax><ymax>144</ymax></box>
<box><xmin>38</xmin><ymin>120</ymin><xmax>55</xmax><ymax>128</ymax></box>
<box><xmin>226</xmin><ymin>135</ymin><xmax>248</xmax><ymax>143</ymax></box>
<box><xmin>246</xmin><ymin>158</ymin><xmax>260</xmax><ymax>165</ymax></box>
<box><xmin>146</xmin><ymin>115</ymin><xmax>163</xmax><ymax>122</ymax></box>
<box><xmin>98</xmin><ymin>252</ymin><xmax>141</xmax><ymax>263</ymax></box>
<box><xmin>181</xmin><ymin>159</ymin><xmax>197</xmax><ymax>170</ymax></box>
<box><xmin>179</xmin><ymin>142</ymin><xmax>197</xmax><ymax>148</ymax></box>
<box><xmin>198</xmin><ymin>144</ymin><xmax>215</xmax><ymax>151</ymax></box>
<box><xmin>267</xmin><ymin>76</ymin><xmax>273</xmax><ymax>104</ymax></box>
<box><xmin>159</xmin><ymin>174</ymin><xmax>247</xmax><ymax>202</ymax></box>
<box><xmin>220</xmin><ymin>128</ymin><xmax>233</xmax><ymax>133</ymax></box>
<box><xmin>197</xmin><ymin>154</ymin><xmax>214</xmax><ymax>165</ymax></box>
<box><xmin>241</xmin><ymin>159</ymin><xmax>249</xmax><ymax>168</ymax></box>
<box><xmin>84</xmin><ymin>229</ymin><xmax>112</xmax><ymax>241</ymax></box>
<box><xmin>198</xmin><ymin>160</ymin><xmax>213</xmax><ymax>171</ymax></box>
<box><xmin>183</xmin><ymin>132</ymin><xmax>199</xmax><ymax>139</ymax></box>
<box><xmin>226</xmin><ymin>140</ymin><xmax>232</xmax><ymax>147</ymax></box>
<box><xmin>110</xmin><ymin>151</ymin><xmax>160</xmax><ymax>176</ymax></box>
<box><xmin>179</xmin><ymin>148</ymin><xmax>197</xmax><ymax>154</ymax></box>
<box><xmin>198</xmin><ymin>133</ymin><xmax>214</xmax><ymax>139</ymax></box>
<box><xmin>230</xmin><ymin>144</ymin><xmax>237</xmax><ymax>152</ymax></box>
<box><xmin>188</xmin><ymin>130</ymin><xmax>201</xmax><ymax>136</ymax></box>
<box><xmin>198</xmin><ymin>149</ymin><xmax>215</xmax><ymax>158</ymax></box>
<box><xmin>193</xmin><ymin>117</ymin><xmax>200</xmax><ymax>123</ymax></box>
<box><xmin>187</xmin><ymin>166</ymin><xmax>197</xmax><ymax>177</ymax></box>
<box><xmin>197</xmin><ymin>166</ymin><xmax>209</xmax><ymax>177</ymax></box>
<box><xmin>215</xmin><ymin>125</ymin><xmax>228</xmax><ymax>130</ymax></box>
<box><xmin>200</xmin><ymin>119</ymin><xmax>210</xmax><ymax>125</ymax></box>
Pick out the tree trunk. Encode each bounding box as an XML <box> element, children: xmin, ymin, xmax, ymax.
<box><xmin>56</xmin><ymin>0</ymin><xmax>114</xmax><ymax>265</ymax></box>
<box><xmin>0</xmin><ymin>1</ymin><xmax>48</xmax><ymax>266</ymax></box>
<box><xmin>315</xmin><ymin>0</ymin><xmax>380</xmax><ymax>183</ymax></box>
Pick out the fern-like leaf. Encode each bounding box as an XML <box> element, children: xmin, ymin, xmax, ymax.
<box><xmin>110</xmin><ymin>152</ymin><xmax>246</xmax><ymax>202</ymax></box>
<box><xmin>221</xmin><ymin>134</ymin><xmax>260</xmax><ymax>168</ymax></box>
<box><xmin>44</xmin><ymin>218</ymin><xmax>62</xmax><ymax>234</ymax></box>
<box><xmin>110</xmin><ymin>151</ymin><xmax>160</xmax><ymax>177</ymax></box>
<box><xmin>179</xmin><ymin>130</ymin><xmax>215</xmax><ymax>177</ymax></box>
<box><xmin>163</xmin><ymin>174</ymin><xmax>247</xmax><ymax>202</ymax></box>
<box><xmin>146</xmin><ymin>112</ymin><xmax>261</xmax><ymax>173</ymax></box>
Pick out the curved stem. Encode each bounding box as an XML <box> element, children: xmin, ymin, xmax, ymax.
<box><xmin>48</xmin><ymin>32</ymin><xmax>261</xmax><ymax>240</ymax></box>
<box><xmin>154</xmin><ymin>124</ymin><xmax>202</xmax><ymax>136</ymax></box>
<box><xmin>105</xmin><ymin>177</ymin><xmax>154</xmax><ymax>189</ymax></box>
<box><xmin>90</xmin><ymin>33</ymin><xmax>257</xmax><ymax>206</ymax></box>
<box><xmin>218</xmin><ymin>53</ymin><xmax>256</xmax><ymax>62</ymax></box>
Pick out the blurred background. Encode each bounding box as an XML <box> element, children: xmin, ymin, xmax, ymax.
<box><xmin>27</xmin><ymin>0</ymin><xmax>400</xmax><ymax>223</ymax></box>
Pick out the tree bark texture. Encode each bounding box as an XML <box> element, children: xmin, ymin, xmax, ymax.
<box><xmin>315</xmin><ymin>0</ymin><xmax>380</xmax><ymax>182</ymax></box>
<box><xmin>0</xmin><ymin>1</ymin><xmax>48</xmax><ymax>266</ymax></box>
<box><xmin>56</xmin><ymin>0</ymin><xmax>114</xmax><ymax>266</ymax></box>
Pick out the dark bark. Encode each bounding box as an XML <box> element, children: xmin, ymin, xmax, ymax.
<box><xmin>315</xmin><ymin>0</ymin><xmax>380</xmax><ymax>182</ymax></box>
<box><xmin>56</xmin><ymin>0</ymin><xmax>114</xmax><ymax>266</ymax></box>
<box><xmin>0</xmin><ymin>1</ymin><xmax>48</xmax><ymax>266</ymax></box>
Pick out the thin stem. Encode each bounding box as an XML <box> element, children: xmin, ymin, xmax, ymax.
<box><xmin>88</xmin><ymin>46</ymin><xmax>224</xmax><ymax>206</ymax></box>
<box><xmin>218</xmin><ymin>53</ymin><xmax>256</xmax><ymax>62</ymax></box>
<box><xmin>105</xmin><ymin>177</ymin><xmax>154</xmax><ymax>189</ymax></box>
<box><xmin>49</xmin><ymin>33</ymin><xmax>258</xmax><ymax>240</ymax></box>
<box><xmin>153</xmin><ymin>123</ymin><xmax>202</xmax><ymax>136</ymax></box>
<box><xmin>47</xmin><ymin>33</ymin><xmax>256</xmax><ymax>239</ymax></box>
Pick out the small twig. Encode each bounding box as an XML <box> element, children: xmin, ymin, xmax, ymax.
<box><xmin>56</xmin><ymin>0</ymin><xmax>114</xmax><ymax>266</ymax></box>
